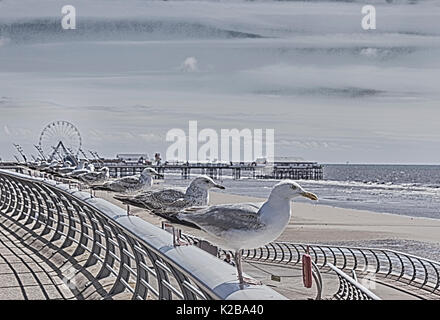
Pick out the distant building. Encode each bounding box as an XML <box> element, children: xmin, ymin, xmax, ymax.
<box><xmin>256</xmin><ymin>156</ymin><xmax>307</xmax><ymax>166</ymax></box>
<box><xmin>116</xmin><ymin>154</ymin><xmax>150</xmax><ymax>164</ymax></box>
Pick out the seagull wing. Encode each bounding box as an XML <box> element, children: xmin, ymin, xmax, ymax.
<box><xmin>79</xmin><ymin>171</ymin><xmax>99</xmax><ymax>183</ymax></box>
<box><xmin>117</xmin><ymin>175</ymin><xmax>141</xmax><ymax>185</ymax></box>
<box><xmin>114</xmin><ymin>189</ymin><xmax>186</xmax><ymax>210</ymax></box>
<box><xmin>177</xmin><ymin>203</ymin><xmax>264</xmax><ymax>235</ymax></box>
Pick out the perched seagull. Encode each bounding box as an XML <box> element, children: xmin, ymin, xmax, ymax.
<box><xmin>78</xmin><ymin>167</ymin><xmax>110</xmax><ymax>185</ymax></box>
<box><xmin>67</xmin><ymin>164</ymin><xmax>95</xmax><ymax>178</ymax></box>
<box><xmin>113</xmin><ymin>175</ymin><xmax>225</xmax><ymax>220</ymax></box>
<box><xmin>92</xmin><ymin>167</ymin><xmax>160</xmax><ymax>193</ymax></box>
<box><xmin>57</xmin><ymin>161</ymin><xmax>77</xmax><ymax>174</ymax></box>
<box><xmin>65</xmin><ymin>161</ymin><xmax>91</xmax><ymax>177</ymax></box>
<box><xmin>34</xmin><ymin>161</ymin><xmax>49</xmax><ymax>171</ymax></box>
<box><xmin>158</xmin><ymin>180</ymin><xmax>318</xmax><ymax>286</ymax></box>
<box><xmin>41</xmin><ymin>160</ymin><xmax>60</xmax><ymax>172</ymax></box>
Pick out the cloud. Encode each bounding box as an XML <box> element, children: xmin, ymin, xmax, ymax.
<box><xmin>277</xmin><ymin>139</ymin><xmax>350</xmax><ymax>150</ymax></box>
<box><xmin>0</xmin><ymin>37</ymin><xmax>10</xmax><ymax>47</ymax></box>
<box><xmin>139</xmin><ymin>133</ymin><xmax>163</xmax><ymax>142</ymax></box>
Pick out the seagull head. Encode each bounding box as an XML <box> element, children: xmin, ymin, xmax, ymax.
<box><xmin>141</xmin><ymin>167</ymin><xmax>161</xmax><ymax>177</ymax></box>
<box><xmin>271</xmin><ymin>180</ymin><xmax>318</xmax><ymax>201</ymax></box>
<box><xmin>191</xmin><ymin>175</ymin><xmax>225</xmax><ymax>190</ymax></box>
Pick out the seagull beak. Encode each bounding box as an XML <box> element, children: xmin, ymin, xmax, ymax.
<box><xmin>301</xmin><ymin>191</ymin><xmax>318</xmax><ymax>201</ymax></box>
<box><xmin>215</xmin><ymin>184</ymin><xmax>225</xmax><ymax>190</ymax></box>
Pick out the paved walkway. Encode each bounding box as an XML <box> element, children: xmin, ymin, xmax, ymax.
<box><xmin>0</xmin><ymin>213</ymin><xmax>125</xmax><ymax>300</ymax></box>
<box><xmin>0</xmin><ymin>214</ymin><xmax>73</xmax><ymax>299</ymax></box>
<box><xmin>0</xmin><ymin>185</ymin><xmax>423</xmax><ymax>300</ymax></box>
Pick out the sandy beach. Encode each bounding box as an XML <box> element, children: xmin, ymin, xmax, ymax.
<box><xmin>98</xmin><ymin>188</ymin><xmax>440</xmax><ymax>261</ymax></box>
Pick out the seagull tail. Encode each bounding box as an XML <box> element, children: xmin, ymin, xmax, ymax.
<box><xmin>113</xmin><ymin>194</ymin><xmax>140</xmax><ymax>206</ymax></box>
<box><xmin>91</xmin><ymin>184</ymin><xmax>110</xmax><ymax>191</ymax></box>
<box><xmin>154</xmin><ymin>211</ymin><xmax>201</xmax><ymax>230</ymax></box>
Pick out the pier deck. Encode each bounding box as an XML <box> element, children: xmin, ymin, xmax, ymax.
<box><xmin>93</xmin><ymin>162</ymin><xmax>324</xmax><ymax>180</ymax></box>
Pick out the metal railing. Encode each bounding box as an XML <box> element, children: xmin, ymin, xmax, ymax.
<box><xmin>327</xmin><ymin>264</ymin><xmax>380</xmax><ymax>300</ymax></box>
<box><xmin>180</xmin><ymin>233</ymin><xmax>440</xmax><ymax>299</ymax></box>
<box><xmin>0</xmin><ymin>169</ymin><xmax>285</xmax><ymax>300</ymax></box>
<box><xmin>238</xmin><ymin>242</ymin><xmax>440</xmax><ymax>298</ymax></box>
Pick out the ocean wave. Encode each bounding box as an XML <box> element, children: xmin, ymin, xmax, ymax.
<box><xmin>300</xmin><ymin>178</ymin><xmax>440</xmax><ymax>194</ymax></box>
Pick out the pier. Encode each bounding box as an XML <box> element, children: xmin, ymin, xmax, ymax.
<box><xmin>92</xmin><ymin>161</ymin><xmax>324</xmax><ymax>180</ymax></box>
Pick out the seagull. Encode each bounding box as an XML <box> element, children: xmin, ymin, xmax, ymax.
<box><xmin>92</xmin><ymin>167</ymin><xmax>160</xmax><ymax>193</ymax></box>
<box><xmin>113</xmin><ymin>175</ymin><xmax>225</xmax><ymax>221</ymax></box>
<box><xmin>57</xmin><ymin>161</ymin><xmax>77</xmax><ymax>174</ymax></box>
<box><xmin>157</xmin><ymin>180</ymin><xmax>318</xmax><ymax>286</ymax></box>
<box><xmin>41</xmin><ymin>160</ymin><xmax>61</xmax><ymax>172</ymax></box>
<box><xmin>65</xmin><ymin>161</ymin><xmax>94</xmax><ymax>177</ymax></box>
<box><xmin>78</xmin><ymin>167</ymin><xmax>110</xmax><ymax>185</ymax></box>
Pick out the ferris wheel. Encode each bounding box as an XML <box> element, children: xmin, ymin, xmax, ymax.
<box><xmin>39</xmin><ymin>121</ymin><xmax>82</xmax><ymax>160</ymax></box>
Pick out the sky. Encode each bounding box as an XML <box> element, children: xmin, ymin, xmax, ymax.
<box><xmin>0</xmin><ymin>0</ymin><xmax>440</xmax><ymax>164</ymax></box>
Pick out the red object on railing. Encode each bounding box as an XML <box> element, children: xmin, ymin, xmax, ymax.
<box><xmin>302</xmin><ymin>249</ymin><xmax>313</xmax><ymax>288</ymax></box>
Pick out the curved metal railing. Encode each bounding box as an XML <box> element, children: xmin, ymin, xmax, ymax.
<box><xmin>0</xmin><ymin>169</ymin><xmax>285</xmax><ymax>300</ymax></box>
<box><xmin>238</xmin><ymin>242</ymin><xmax>440</xmax><ymax>298</ymax></box>
<box><xmin>326</xmin><ymin>264</ymin><xmax>380</xmax><ymax>300</ymax></box>
<box><xmin>180</xmin><ymin>232</ymin><xmax>439</xmax><ymax>299</ymax></box>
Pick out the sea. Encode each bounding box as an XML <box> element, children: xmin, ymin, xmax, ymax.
<box><xmin>165</xmin><ymin>164</ymin><xmax>440</xmax><ymax>219</ymax></box>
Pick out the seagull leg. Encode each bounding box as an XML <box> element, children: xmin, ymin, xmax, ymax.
<box><xmin>234</xmin><ymin>250</ymin><xmax>244</xmax><ymax>285</ymax></box>
<box><xmin>234</xmin><ymin>250</ymin><xmax>263</xmax><ymax>287</ymax></box>
<box><xmin>172</xmin><ymin>228</ymin><xmax>189</xmax><ymax>247</ymax></box>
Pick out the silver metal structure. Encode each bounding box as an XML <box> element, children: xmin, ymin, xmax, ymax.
<box><xmin>0</xmin><ymin>168</ymin><xmax>285</xmax><ymax>300</ymax></box>
<box><xmin>327</xmin><ymin>263</ymin><xmax>380</xmax><ymax>300</ymax></box>
<box><xmin>237</xmin><ymin>241</ymin><xmax>440</xmax><ymax>299</ymax></box>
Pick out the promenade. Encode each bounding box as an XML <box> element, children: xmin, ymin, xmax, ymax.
<box><xmin>0</xmin><ymin>168</ymin><xmax>437</xmax><ymax>300</ymax></box>
<box><xmin>0</xmin><ymin>213</ymin><xmax>73</xmax><ymax>299</ymax></box>
<box><xmin>0</xmin><ymin>210</ymin><xmax>418</xmax><ymax>300</ymax></box>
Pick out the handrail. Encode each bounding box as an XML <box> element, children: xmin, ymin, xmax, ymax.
<box><xmin>241</xmin><ymin>243</ymin><xmax>440</xmax><ymax>298</ymax></box>
<box><xmin>0</xmin><ymin>169</ymin><xmax>285</xmax><ymax>300</ymax></box>
<box><xmin>311</xmin><ymin>260</ymin><xmax>323</xmax><ymax>300</ymax></box>
<box><xmin>326</xmin><ymin>263</ymin><xmax>381</xmax><ymax>300</ymax></box>
<box><xmin>180</xmin><ymin>233</ymin><xmax>440</xmax><ymax>299</ymax></box>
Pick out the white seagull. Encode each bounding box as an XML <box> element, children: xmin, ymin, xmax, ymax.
<box><xmin>113</xmin><ymin>175</ymin><xmax>225</xmax><ymax>219</ymax></box>
<box><xmin>92</xmin><ymin>167</ymin><xmax>160</xmax><ymax>193</ymax></box>
<box><xmin>65</xmin><ymin>161</ymin><xmax>94</xmax><ymax>177</ymax></box>
<box><xmin>57</xmin><ymin>161</ymin><xmax>77</xmax><ymax>174</ymax></box>
<box><xmin>78</xmin><ymin>167</ymin><xmax>110</xmax><ymax>185</ymax></box>
<box><xmin>160</xmin><ymin>180</ymin><xmax>318</xmax><ymax>285</ymax></box>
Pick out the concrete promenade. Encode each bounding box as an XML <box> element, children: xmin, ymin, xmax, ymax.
<box><xmin>0</xmin><ymin>182</ymin><xmax>424</xmax><ymax>300</ymax></box>
<box><xmin>0</xmin><ymin>213</ymin><xmax>73</xmax><ymax>299</ymax></box>
<box><xmin>0</xmin><ymin>209</ymin><xmax>417</xmax><ymax>300</ymax></box>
